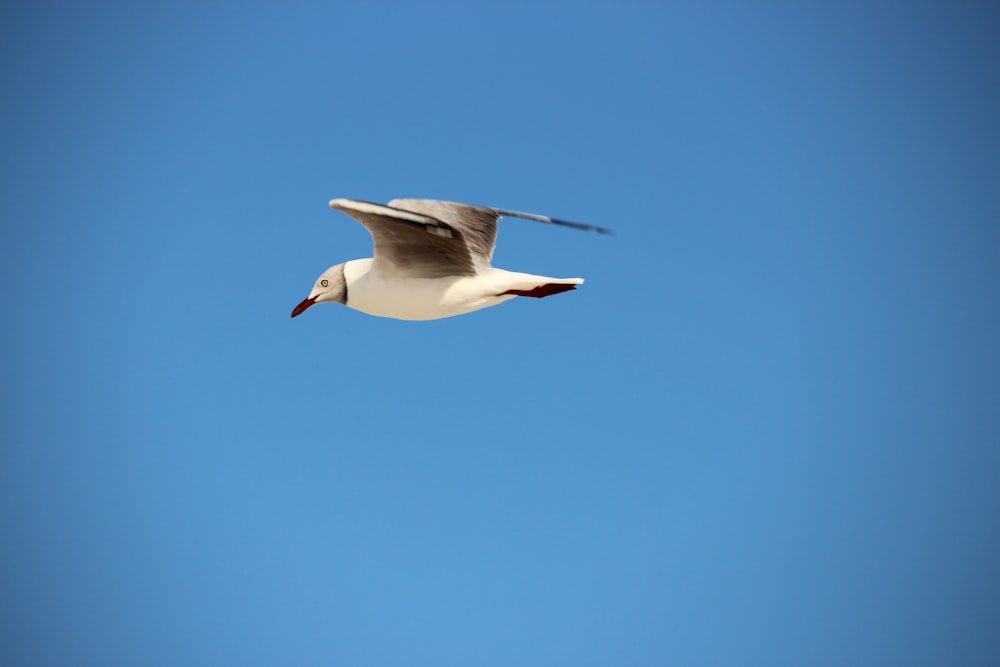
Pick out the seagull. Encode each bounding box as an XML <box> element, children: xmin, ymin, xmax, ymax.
<box><xmin>291</xmin><ymin>198</ymin><xmax>611</xmax><ymax>321</ymax></box>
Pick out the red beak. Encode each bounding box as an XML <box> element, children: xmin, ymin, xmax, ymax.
<box><xmin>291</xmin><ymin>295</ymin><xmax>318</xmax><ymax>318</ymax></box>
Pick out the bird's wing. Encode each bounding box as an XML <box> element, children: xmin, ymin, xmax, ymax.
<box><xmin>388</xmin><ymin>198</ymin><xmax>615</xmax><ymax>263</ymax></box>
<box><xmin>490</xmin><ymin>206</ymin><xmax>615</xmax><ymax>235</ymax></box>
<box><xmin>328</xmin><ymin>199</ymin><xmax>477</xmax><ymax>278</ymax></box>
<box><xmin>388</xmin><ymin>199</ymin><xmax>500</xmax><ymax>265</ymax></box>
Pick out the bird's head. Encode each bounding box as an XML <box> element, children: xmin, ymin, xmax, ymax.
<box><xmin>291</xmin><ymin>263</ymin><xmax>347</xmax><ymax>318</ymax></box>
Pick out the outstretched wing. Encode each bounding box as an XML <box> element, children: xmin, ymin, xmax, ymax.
<box><xmin>389</xmin><ymin>198</ymin><xmax>614</xmax><ymax>260</ymax></box>
<box><xmin>491</xmin><ymin>206</ymin><xmax>614</xmax><ymax>235</ymax></box>
<box><xmin>388</xmin><ymin>199</ymin><xmax>501</xmax><ymax>265</ymax></box>
<box><xmin>328</xmin><ymin>199</ymin><xmax>477</xmax><ymax>278</ymax></box>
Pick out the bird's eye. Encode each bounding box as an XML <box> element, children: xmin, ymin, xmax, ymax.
<box><xmin>321</xmin><ymin>279</ymin><xmax>329</xmax><ymax>287</ymax></box>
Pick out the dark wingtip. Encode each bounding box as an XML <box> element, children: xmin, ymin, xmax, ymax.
<box><xmin>555</xmin><ymin>218</ymin><xmax>615</xmax><ymax>235</ymax></box>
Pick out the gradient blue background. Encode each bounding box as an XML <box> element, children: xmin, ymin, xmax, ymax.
<box><xmin>2</xmin><ymin>2</ymin><xmax>999</xmax><ymax>665</ymax></box>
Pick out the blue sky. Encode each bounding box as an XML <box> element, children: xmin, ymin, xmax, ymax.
<box><xmin>2</xmin><ymin>1</ymin><xmax>999</xmax><ymax>665</ymax></box>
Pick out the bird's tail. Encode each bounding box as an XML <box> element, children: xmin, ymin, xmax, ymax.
<box><xmin>500</xmin><ymin>277</ymin><xmax>583</xmax><ymax>298</ymax></box>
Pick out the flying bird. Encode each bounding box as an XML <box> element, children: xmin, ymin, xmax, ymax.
<box><xmin>291</xmin><ymin>198</ymin><xmax>612</xmax><ymax>321</ymax></box>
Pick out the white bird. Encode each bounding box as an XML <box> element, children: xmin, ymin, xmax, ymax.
<box><xmin>291</xmin><ymin>198</ymin><xmax>611</xmax><ymax>321</ymax></box>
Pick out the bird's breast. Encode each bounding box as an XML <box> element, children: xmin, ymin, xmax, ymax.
<box><xmin>342</xmin><ymin>260</ymin><xmax>513</xmax><ymax>321</ymax></box>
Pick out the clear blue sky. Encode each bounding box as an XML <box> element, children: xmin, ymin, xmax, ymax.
<box><xmin>2</xmin><ymin>2</ymin><xmax>999</xmax><ymax>665</ymax></box>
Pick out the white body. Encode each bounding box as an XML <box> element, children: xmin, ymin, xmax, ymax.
<box><xmin>342</xmin><ymin>258</ymin><xmax>583</xmax><ymax>321</ymax></box>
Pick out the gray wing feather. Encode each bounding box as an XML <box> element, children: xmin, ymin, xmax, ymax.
<box><xmin>331</xmin><ymin>198</ymin><xmax>612</xmax><ymax>277</ymax></box>
<box><xmin>491</xmin><ymin>207</ymin><xmax>614</xmax><ymax>235</ymax></box>
<box><xmin>389</xmin><ymin>198</ymin><xmax>613</xmax><ymax>257</ymax></box>
<box><xmin>329</xmin><ymin>199</ymin><xmax>477</xmax><ymax>277</ymax></box>
<box><xmin>388</xmin><ymin>199</ymin><xmax>500</xmax><ymax>263</ymax></box>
